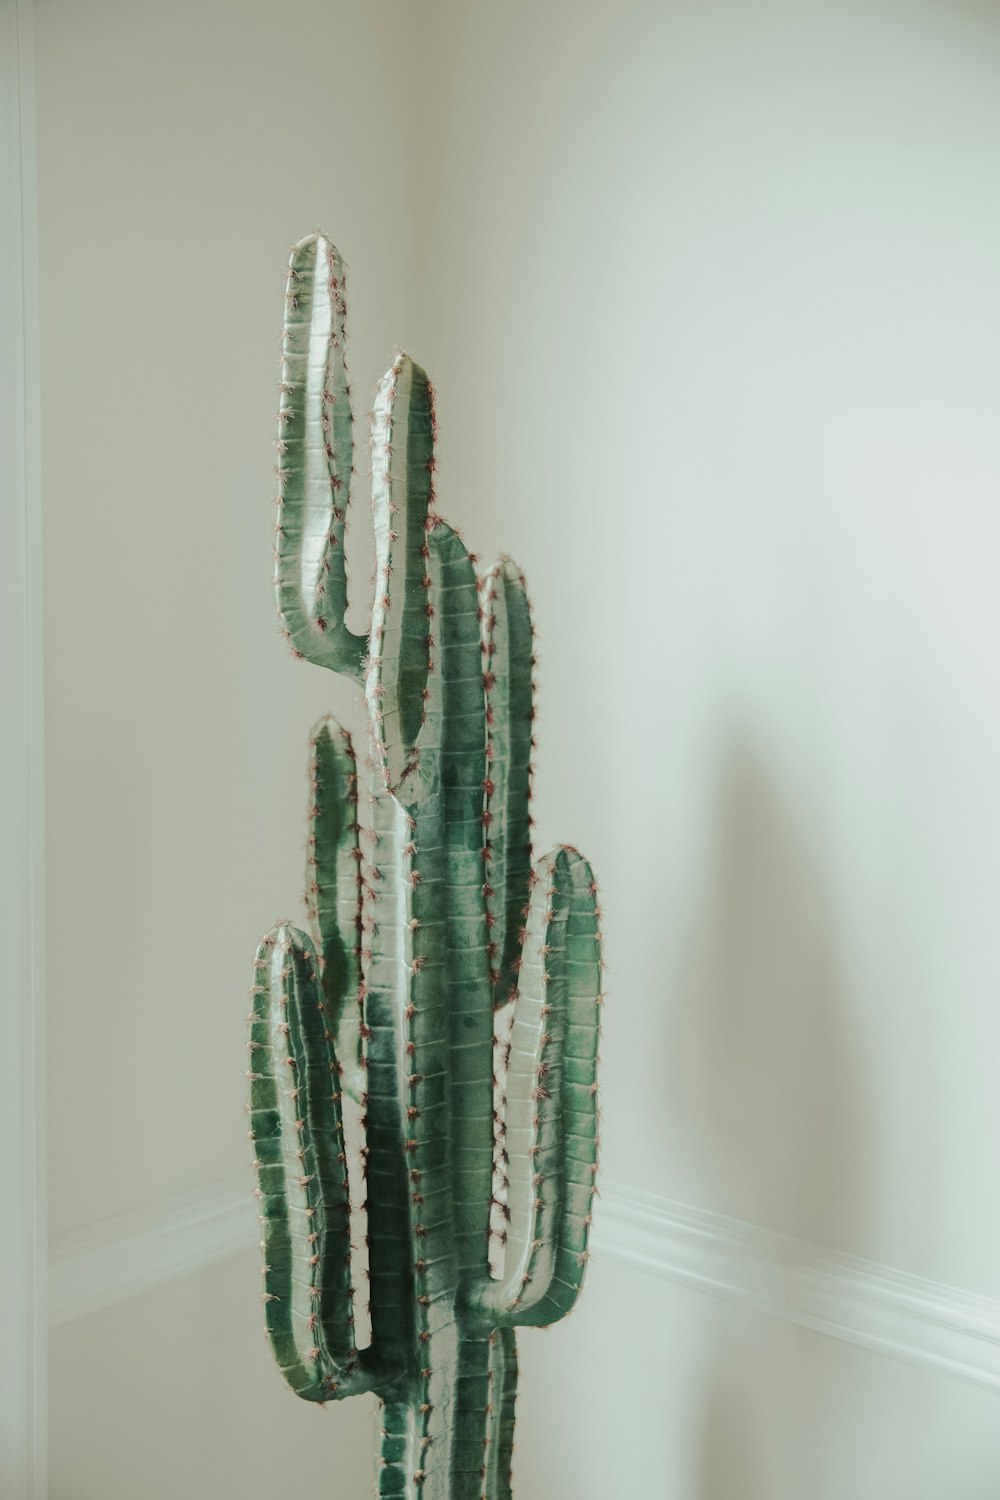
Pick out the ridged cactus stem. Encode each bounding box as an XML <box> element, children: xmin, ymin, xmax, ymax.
<box><xmin>248</xmin><ymin>923</ymin><xmax>372</xmax><ymax>1401</ymax></box>
<box><xmin>249</xmin><ymin>233</ymin><xmax>604</xmax><ymax>1498</ymax></box>
<box><xmin>275</xmin><ymin>237</ymin><xmax>367</xmax><ymax>678</ymax></box>
<box><xmin>307</xmin><ymin>721</ymin><xmax>366</xmax><ymax>1105</ymax></box>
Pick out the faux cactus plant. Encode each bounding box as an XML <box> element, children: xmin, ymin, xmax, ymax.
<box><xmin>247</xmin><ymin>233</ymin><xmax>604</xmax><ymax>1499</ymax></box>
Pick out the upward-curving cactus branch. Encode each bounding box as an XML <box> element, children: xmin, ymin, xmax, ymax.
<box><xmin>248</xmin><ymin>233</ymin><xmax>604</xmax><ymax>1498</ymax></box>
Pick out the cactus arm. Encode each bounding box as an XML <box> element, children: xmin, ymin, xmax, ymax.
<box><xmin>367</xmin><ymin>354</ymin><xmax>437</xmax><ymax>795</ymax></box>
<box><xmin>468</xmin><ymin>846</ymin><xmax>602</xmax><ymax>1330</ymax></box>
<box><xmin>306</xmin><ymin>716</ymin><xmax>365</xmax><ymax>1104</ymax></box>
<box><xmin>481</xmin><ymin>561</ymin><xmax>534</xmax><ymax>1271</ymax></box>
<box><xmin>248</xmin><ymin>922</ymin><xmax>371</xmax><ymax>1400</ymax></box>
<box><xmin>274</xmin><ymin>234</ymin><xmax>367</xmax><ymax>679</ymax></box>
<box><xmin>480</xmin><ymin>559</ymin><xmax>534</xmax><ymax>1004</ymax></box>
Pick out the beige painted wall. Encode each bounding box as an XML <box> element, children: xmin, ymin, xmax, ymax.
<box><xmin>38</xmin><ymin>0</ymin><xmax>422</xmax><ymax>1242</ymax></box>
<box><xmin>38</xmin><ymin>2</ymin><xmax>419</xmax><ymax>1488</ymax></box>
<box><xmin>39</xmin><ymin>0</ymin><xmax>1000</xmax><ymax>1494</ymax></box>
<box><xmin>51</xmin><ymin>1252</ymin><xmax>374</xmax><ymax>1500</ymax></box>
<box><xmin>405</xmin><ymin>0</ymin><xmax>1000</xmax><ymax>1491</ymax></box>
<box><xmin>409</xmin><ymin>0</ymin><xmax>1000</xmax><ymax>1290</ymax></box>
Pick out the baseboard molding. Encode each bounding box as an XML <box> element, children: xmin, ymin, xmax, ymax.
<box><xmin>50</xmin><ymin>1176</ymin><xmax>1000</xmax><ymax>1394</ymax></box>
<box><xmin>594</xmin><ymin>1183</ymin><xmax>1000</xmax><ymax>1394</ymax></box>
<box><xmin>49</xmin><ymin>1179</ymin><xmax>256</xmax><ymax>1328</ymax></box>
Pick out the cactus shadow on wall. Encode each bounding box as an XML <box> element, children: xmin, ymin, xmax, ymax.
<box><xmin>669</xmin><ymin>727</ymin><xmax>874</xmax><ymax>1495</ymax></box>
<box><xmin>695</xmin><ymin>1353</ymin><xmax>771</xmax><ymax>1500</ymax></box>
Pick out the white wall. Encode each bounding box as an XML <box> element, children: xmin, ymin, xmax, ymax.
<box><xmin>409</xmin><ymin>0</ymin><xmax>1000</xmax><ymax>1289</ymax></box>
<box><xmin>410</xmin><ymin>0</ymin><xmax>1000</xmax><ymax>1490</ymax></box>
<box><xmin>37</xmin><ymin>0</ymin><xmax>421</xmax><ymax>1242</ymax></box>
<box><xmin>37</xmin><ymin>0</ymin><xmax>417</xmax><ymax>1492</ymax></box>
<box><xmin>38</xmin><ymin>0</ymin><xmax>1000</xmax><ymax>1494</ymax></box>
<box><xmin>517</xmin><ymin>1254</ymin><xmax>1000</xmax><ymax>1500</ymax></box>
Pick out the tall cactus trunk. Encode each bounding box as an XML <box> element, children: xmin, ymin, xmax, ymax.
<box><xmin>377</xmin><ymin>1334</ymin><xmax>516</xmax><ymax>1499</ymax></box>
<box><xmin>248</xmin><ymin>234</ymin><xmax>603</xmax><ymax>1498</ymax></box>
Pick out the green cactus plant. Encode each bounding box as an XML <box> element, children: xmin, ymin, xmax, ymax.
<box><xmin>247</xmin><ymin>233</ymin><xmax>604</xmax><ymax>1498</ymax></box>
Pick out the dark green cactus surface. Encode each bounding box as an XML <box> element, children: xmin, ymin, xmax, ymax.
<box><xmin>247</xmin><ymin>234</ymin><xmax>604</xmax><ymax>1498</ymax></box>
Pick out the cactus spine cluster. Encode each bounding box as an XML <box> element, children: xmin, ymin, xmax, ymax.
<box><xmin>247</xmin><ymin>234</ymin><xmax>604</xmax><ymax>1499</ymax></box>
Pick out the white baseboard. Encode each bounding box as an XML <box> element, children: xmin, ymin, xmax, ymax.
<box><xmin>50</xmin><ymin>1176</ymin><xmax>1000</xmax><ymax>1395</ymax></box>
<box><xmin>595</xmin><ymin>1183</ymin><xmax>1000</xmax><ymax>1394</ymax></box>
<box><xmin>49</xmin><ymin>1179</ymin><xmax>256</xmax><ymax>1328</ymax></box>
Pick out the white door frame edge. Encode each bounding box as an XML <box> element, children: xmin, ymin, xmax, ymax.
<box><xmin>0</xmin><ymin>1</ymin><xmax>47</xmax><ymax>1494</ymax></box>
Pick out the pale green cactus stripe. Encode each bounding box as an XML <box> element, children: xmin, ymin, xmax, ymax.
<box><xmin>275</xmin><ymin>234</ymin><xmax>366</xmax><ymax>678</ymax></box>
<box><xmin>480</xmin><ymin>558</ymin><xmax>534</xmax><ymax>1003</ymax></box>
<box><xmin>471</xmin><ymin>846</ymin><xmax>602</xmax><ymax>1330</ymax></box>
<box><xmin>368</xmin><ymin>354</ymin><xmax>436</xmax><ymax>792</ymax></box>
<box><xmin>248</xmin><ymin>924</ymin><xmax>369</xmax><ymax>1401</ymax></box>
<box><xmin>306</xmin><ymin>716</ymin><xmax>365</xmax><ymax>1104</ymax></box>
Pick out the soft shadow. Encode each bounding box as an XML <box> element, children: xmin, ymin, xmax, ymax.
<box><xmin>674</xmin><ymin>724</ymin><xmax>872</xmax><ymax>1257</ymax></box>
<box><xmin>696</xmin><ymin>1353</ymin><xmax>773</xmax><ymax>1500</ymax></box>
<box><xmin>670</xmin><ymin>726</ymin><xmax>873</xmax><ymax>1495</ymax></box>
